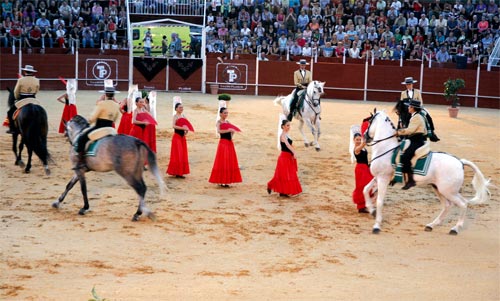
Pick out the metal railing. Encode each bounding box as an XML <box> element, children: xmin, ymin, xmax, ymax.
<box><xmin>128</xmin><ymin>0</ymin><xmax>205</xmax><ymax>16</ymax></box>
<box><xmin>487</xmin><ymin>37</ymin><xmax>500</xmax><ymax>71</ymax></box>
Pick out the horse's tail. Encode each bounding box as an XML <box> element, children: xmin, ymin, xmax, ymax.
<box><xmin>273</xmin><ymin>95</ymin><xmax>285</xmax><ymax>106</ymax></box>
<box><xmin>137</xmin><ymin>140</ymin><xmax>167</xmax><ymax>196</ymax></box>
<box><xmin>7</xmin><ymin>87</ymin><xmax>15</xmax><ymax>108</ymax></box>
<box><xmin>461</xmin><ymin>159</ymin><xmax>491</xmax><ymax>205</ymax></box>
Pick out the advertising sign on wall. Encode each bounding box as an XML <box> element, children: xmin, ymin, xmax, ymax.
<box><xmin>85</xmin><ymin>59</ymin><xmax>118</xmax><ymax>86</ymax></box>
<box><xmin>216</xmin><ymin>63</ymin><xmax>248</xmax><ymax>90</ymax></box>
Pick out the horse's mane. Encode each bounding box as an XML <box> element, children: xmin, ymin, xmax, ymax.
<box><xmin>71</xmin><ymin>115</ymin><xmax>90</xmax><ymax>128</ymax></box>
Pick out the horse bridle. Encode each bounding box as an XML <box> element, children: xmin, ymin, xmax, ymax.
<box><xmin>305</xmin><ymin>81</ymin><xmax>322</xmax><ymax>108</ymax></box>
<box><xmin>364</xmin><ymin>112</ymin><xmax>398</xmax><ymax>146</ymax></box>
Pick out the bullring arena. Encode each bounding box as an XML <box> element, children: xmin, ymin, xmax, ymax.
<box><xmin>1</xmin><ymin>90</ymin><xmax>499</xmax><ymax>300</ymax></box>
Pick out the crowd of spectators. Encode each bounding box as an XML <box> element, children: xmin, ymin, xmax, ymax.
<box><xmin>204</xmin><ymin>0</ymin><xmax>500</xmax><ymax>64</ymax></box>
<box><xmin>0</xmin><ymin>0</ymin><xmax>129</xmax><ymax>50</ymax></box>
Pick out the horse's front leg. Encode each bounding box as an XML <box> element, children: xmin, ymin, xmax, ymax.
<box><xmin>313</xmin><ymin>118</ymin><xmax>321</xmax><ymax>151</ymax></box>
<box><xmin>298</xmin><ymin>119</ymin><xmax>310</xmax><ymax>147</ymax></box>
<box><xmin>373</xmin><ymin>177</ymin><xmax>391</xmax><ymax>234</ymax></box>
<box><xmin>363</xmin><ymin>178</ymin><xmax>377</xmax><ymax>213</ymax></box>
<box><xmin>52</xmin><ymin>175</ymin><xmax>80</xmax><ymax>209</ymax></box>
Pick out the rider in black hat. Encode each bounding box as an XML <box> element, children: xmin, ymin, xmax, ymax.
<box><xmin>396</xmin><ymin>99</ymin><xmax>427</xmax><ymax>190</ymax></box>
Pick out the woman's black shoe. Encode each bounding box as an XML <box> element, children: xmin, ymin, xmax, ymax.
<box><xmin>175</xmin><ymin>175</ymin><xmax>186</xmax><ymax>179</ymax></box>
<box><xmin>267</xmin><ymin>188</ymin><xmax>271</xmax><ymax>194</ymax></box>
<box><xmin>358</xmin><ymin>208</ymin><xmax>369</xmax><ymax>214</ymax></box>
<box><xmin>279</xmin><ymin>193</ymin><xmax>289</xmax><ymax>197</ymax></box>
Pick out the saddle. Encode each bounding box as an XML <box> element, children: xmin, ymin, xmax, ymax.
<box><xmin>392</xmin><ymin>140</ymin><xmax>432</xmax><ymax>183</ymax></box>
<box><xmin>79</xmin><ymin>127</ymin><xmax>117</xmax><ymax>154</ymax></box>
<box><xmin>13</xmin><ymin>98</ymin><xmax>40</xmax><ymax>120</ymax></box>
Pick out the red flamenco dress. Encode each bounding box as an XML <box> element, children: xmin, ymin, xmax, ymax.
<box><xmin>352</xmin><ymin>149</ymin><xmax>374</xmax><ymax>210</ymax></box>
<box><xmin>267</xmin><ymin>137</ymin><xmax>302</xmax><ymax>196</ymax></box>
<box><xmin>129</xmin><ymin>112</ymin><xmax>157</xmax><ymax>153</ymax></box>
<box><xmin>117</xmin><ymin>104</ymin><xmax>132</xmax><ymax>135</ymax></box>
<box><xmin>58</xmin><ymin>98</ymin><xmax>78</xmax><ymax>134</ymax></box>
<box><xmin>166</xmin><ymin>128</ymin><xmax>190</xmax><ymax>176</ymax></box>
<box><xmin>209</xmin><ymin>132</ymin><xmax>242</xmax><ymax>185</ymax></box>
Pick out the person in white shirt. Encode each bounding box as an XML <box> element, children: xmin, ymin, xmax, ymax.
<box><xmin>348</xmin><ymin>41</ymin><xmax>361</xmax><ymax>58</ymax></box>
<box><xmin>407</xmin><ymin>12</ymin><xmax>419</xmax><ymax>35</ymax></box>
<box><xmin>418</xmin><ymin>14</ymin><xmax>429</xmax><ymax>36</ymax></box>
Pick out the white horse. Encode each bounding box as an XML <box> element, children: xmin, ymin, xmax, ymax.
<box><xmin>363</xmin><ymin>110</ymin><xmax>490</xmax><ymax>235</ymax></box>
<box><xmin>274</xmin><ymin>81</ymin><xmax>325</xmax><ymax>151</ymax></box>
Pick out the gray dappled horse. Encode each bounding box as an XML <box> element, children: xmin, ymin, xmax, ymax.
<box><xmin>7</xmin><ymin>87</ymin><xmax>50</xmax><ymax>174</ymax></box>
<box><xmin>52</xmin><ymin>115</ymin><xmax>166</xmax><ymax>221</ymax></box>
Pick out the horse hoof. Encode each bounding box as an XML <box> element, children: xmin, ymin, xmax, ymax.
<box><xmin>304</xmin><ymin>143</ymin><xmax>309</xmax><ymax>147</ymax></box>
<box><xmin>315</xmin><ymin>148</ymin><xmax>320</xmax><ymax>152</ymax></box>
<box><xmin>371</xmin><ymin>210</ymin><xmax>377</xmax><ymax>218</ymax></box>
<box><xmin>17</xmin><ymin>161</ymin><xmax>25</xmax><ymax>168</ymax></box>
<box><xmin>44</xmin><ymin>167</ymin><xmax>51</xmax><ymax>176</ymax></box>
<box><xmin>52</xmin><ymin>202</ymin><xmax>60</xmax><ymax>209</ymax></box>
<box><xmin>449</xmin><ymin>229</ymin><xmax>458</xmax><ymax>235</ymax></box>
<box><xmin>132</xmin><ymin>214</ymin><xmax>140</xmax><ymax>221</ymax></box>
<box><xmin>24</xmin><ymin>169</ymin><xmax>31</xmax><ymax>174</ymax></box>
<box><xmin>78</xmin><ymin>208</ymin><xmax>88</xmax><ymax>215</ymax></box>
<box><xmin>425</xmin><ymin>226</ymin><xmax>433</xmax><ymax>232</ymax></box>
<box><xmin>372</xmin><ymin>228</ymin><xmax>381</xmax><ymax>234</ymax></box>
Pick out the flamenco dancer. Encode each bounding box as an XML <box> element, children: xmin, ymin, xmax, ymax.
<box><xmin>117</xmin><ymin>97</ymin><xmax>132</xmax><ymax>135</ymax></box>
<box><xmin>267</xmin><ymin>119</ymin><xmax>302</xmax><ymax>197</ymax></box>
<box><xmin>56</xmin><ymin>79</ymin><xmax>78</xmax><ymax>134</ymax></box>
<box><xmin>209</xmin><ymin>107</ymin><xmax>242</xmax><ymax>187</ymax></box>
<box><xmin>351</xmin><ymin>132</ymin><xmax>373</xmax><ymax>213</ymax></box>
<box><xmin>166</xmin><ymin>96</ymin><xmax>192</xmax><ymax>178</ymax></box>
<box><xmin>129</xmin><ymin>97</ymin><xmax>156</xmax><ymax>153</ymax></box>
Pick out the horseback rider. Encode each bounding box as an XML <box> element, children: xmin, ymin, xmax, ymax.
<box><xmin>7</xmin><ymin>65</ymin><xmax>40</xmax><ymax>134</ymax></box>
<box><xmin>399</xmin><ymin>76</ymin><xmax>440</xmax><ymax>142</ymax></box>
<box><xmin>288</xmin><ymin>59</ymin><xmax>312</xmax><ymax>121</ymax></box>
<box><xmin>396</xmin><ymin>99</ymin><xmax>427</xmax><ymax>190</ymax></box>
<box><xmin>74</xmin><ymin>86</ymin><xmax>121</xmax><ymax>170</ymax></box>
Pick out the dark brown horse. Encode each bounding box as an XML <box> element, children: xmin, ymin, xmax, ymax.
<box><xmin>52</xmin><ymin>115</ymin><xmax>166</xmax><ymax>221</ymax></box>
<box><xmin>7</xmin><ymin>87</ymin><xmax>50</xmax><ymax>174</ymax></box>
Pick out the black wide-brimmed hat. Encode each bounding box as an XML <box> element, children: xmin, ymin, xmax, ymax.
<box><xmin>401</xmin><ymin>77</ymin><xmax>417</xmax><ymax>84</ymax></box>
<box><xmin>405</xmin><ymin>99</ymin><xmax>422</xmax><ymax>109</ymax></box>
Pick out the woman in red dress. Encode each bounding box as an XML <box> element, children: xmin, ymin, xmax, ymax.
<box><xmin>57</xmin><ymin>91</ymin><xmax>78</xmax><ymax>134</ymax></box>
<box><xmin>352</xmin><ymin>132</ymin><xmax>374</xmax><ymax>213</ymax></box>
<box><xmin>143</xmin><ymin>96</ymin><xmax>157</xmax><ymax>153</ymax></box>
<box><xmin>267</xmin><ymin>120</ymin><xmax>302</xmax><ymax>197</ymax></box>
<box><xmin>129</xmin><ymin>97</ymin><xmax>152</xmax><ymax>146</ymax></box>
<box><xmin>209</xmin><ymin>107</ymin><xmax>242</xmax><ymax>187</ymax></box>
<box><xmin>166</xmin><ymin>102</ymin><xmax>190</xmax><ymax>178</ymax></box>
<box><xmin>117</xmin><ymin>98</ymin><xmax>132</xmax><ymax>135</ymax></box>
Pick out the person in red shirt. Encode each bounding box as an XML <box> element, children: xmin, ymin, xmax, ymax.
<box><xmin>28</xmin><ymin>25</ymin><xmax>42</xmax><ymax>47</ymax></box>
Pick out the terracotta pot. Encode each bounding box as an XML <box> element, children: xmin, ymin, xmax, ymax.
<box><xmin>210</xmin><ymin>84</ymin><xmax>219</xmax><ymax>95</ymax></box>
<box><xmin>448</xmin><ymin>107</ymin><xmax>459</xmax><ymax>118</ymax></box>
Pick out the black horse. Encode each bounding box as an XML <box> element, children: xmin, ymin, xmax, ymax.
<box><xmin>394</xmin><ymin>98</ymin><xmax>440</xmax><ymax>142</ymax></box>
<box><xmin>7</xmin><ymin>87</ymin><xmax>50</xmax><ymax>175</ymax></box>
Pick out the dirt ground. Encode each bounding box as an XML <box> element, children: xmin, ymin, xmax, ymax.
<box><xmin>1</xmin><ymin>90</ymin><xmax>499</xmax><ymax>301</ymax></box>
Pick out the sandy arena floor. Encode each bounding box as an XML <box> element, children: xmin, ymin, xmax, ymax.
<box><xmin>0</xmin><ymin>90</ymin><xmax>499</xmax><ymax>300</ymax></box>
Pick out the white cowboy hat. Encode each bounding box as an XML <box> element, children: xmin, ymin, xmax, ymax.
<box><xmin>401</xmin><ymin>77</ymin><xmax>417</xmax><ymax>84</ymax></box>
<box><xmin>21</xmin><ymin>65</ymin><xmax>37</xmax><ymax>73</ymax></box>
<box><xmin>98</xmin><ymin>86</ymin><xmax>120</xmax><ymax>94</ymax></box>
<box><xmin>297</xmin><ymin>59</ymin><xmax>310</xmax><ymax>65</ymax></box>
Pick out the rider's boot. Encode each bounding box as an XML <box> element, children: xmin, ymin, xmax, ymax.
<box><xmin>402</xmin><ymin>172</ymin><xmax>416</xmax><ymax>190</ymax></box>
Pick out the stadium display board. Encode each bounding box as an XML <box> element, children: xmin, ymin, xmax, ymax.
<box><xmin>132</xmin><ymin>25</ymin><xmax>191</xmax><ymax>56</ymax></box>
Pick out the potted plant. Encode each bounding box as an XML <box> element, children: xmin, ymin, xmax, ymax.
<box><xmin>444</xmin><ymin>78</ymin><xmax>465</xmax><ymax>118</ymax></box>
<box><xmin>210</xmin><ymin>83</ymin><xmax>219</xmax><ymax>95</ymax></box>
<box><xmin>218</xmin><ymin>94</ymin><xmax>231</xmax><ymax>101</ymax></box>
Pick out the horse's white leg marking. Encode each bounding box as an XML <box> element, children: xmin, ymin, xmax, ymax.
<box><xmin>315</xmin><ymin>118</ymin><xmax>321</xmax><ymax>149</ymax></box>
